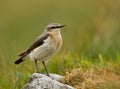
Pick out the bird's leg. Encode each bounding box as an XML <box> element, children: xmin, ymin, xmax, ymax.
<box><xmin>42</xmin><ymin>61</ymin><xmax>50</xmax><ymax>77</ymax></box>
<box><xmin>35</xmin><ymin>60</ymin><xmax>39</xmax><ymax>73</ymax></box>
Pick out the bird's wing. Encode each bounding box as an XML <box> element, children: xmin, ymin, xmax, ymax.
<box><xmin>19</xmin><ymin>33</ymin><xmax>50</xmax><ymax>57</ymax></box>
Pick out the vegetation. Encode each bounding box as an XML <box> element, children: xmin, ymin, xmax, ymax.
<box><xmin>0</xmin><ymin>0</ymin><xmax>120</xmax><ymax>89</ymax></box>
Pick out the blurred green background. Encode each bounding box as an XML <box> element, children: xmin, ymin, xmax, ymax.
<box><xmin>0</xmin><ymin>0</ymin><xmax>120</xmax><ymax>89</ymax></box>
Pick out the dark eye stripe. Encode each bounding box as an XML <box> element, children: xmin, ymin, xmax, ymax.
<box><xmin>51</xmin><ymin>26</ymin><xmax>56</xmax><ymax>29</ymax></box>
<box><xmin>48</xmin><ymin>26</ymin><xmax>57</xmax><ymax>29</ymax></box>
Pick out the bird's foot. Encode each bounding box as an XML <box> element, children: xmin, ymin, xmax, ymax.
<box><xmin>46</xmin><ymin>74</ymin><xmax>50</xmax><ymax>77</ymax></box>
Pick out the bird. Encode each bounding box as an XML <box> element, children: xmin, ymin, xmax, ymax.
<box><xmin>14</xmin><ymin>23</ymin><xmax>65</xmax><ymax>76</ymax></box>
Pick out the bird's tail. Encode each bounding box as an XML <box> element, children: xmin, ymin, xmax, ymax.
<box><xmin>14</xmin><ymin>57</ymin><xmax>24</xmax><ymax>64</ymax></box>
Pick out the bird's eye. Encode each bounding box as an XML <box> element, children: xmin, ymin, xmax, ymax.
<box><xmin>47</xmin><ymin>26</ymin><xmax>57</xmax><ymax>30</ymax></box>
<box><xmin>51</xmin><ymin>26</ymin><xmax>56</xmax><ymax>29</ymax></box>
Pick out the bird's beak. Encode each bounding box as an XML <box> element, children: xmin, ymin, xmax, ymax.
<box><xmin>57</xmin><ymin>25</ymin><xmax>66</xmax><ymax>28</ymax></box>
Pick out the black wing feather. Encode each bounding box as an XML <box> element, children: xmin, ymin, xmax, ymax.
<box><xmin>19</xmin><ymin>33</ymin><xmax>49</xmax><ymax>57</ymax></box>
<box><xmin>14</xmin><ymin>33</ymin><xmax>49</xmax><ymax>64</ymax></box>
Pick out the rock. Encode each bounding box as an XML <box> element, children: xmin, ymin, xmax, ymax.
<box><xmin>23</xmin><ymin>73</ymin><xmax>75</xmax><ymax>89</ymax></box>
<box><xmin>49</xmin><ymin>73</ymin><xmax>65</xmax><ymax>81</ymax></box>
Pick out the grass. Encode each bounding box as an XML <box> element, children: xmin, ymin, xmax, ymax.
<box><xmin>62</xmin><ymin>66</ymin><xmax>120</xmax><ymax>89</ymax></box>
<box><xmin>0</xmin><ymin>0</ymin><xmax>120</xmax><ymax>89</ymax></box>
<box><xmin>1</xmin><ymin>52</ymin><xmax>120</xmax><ymax>89</ymax></box>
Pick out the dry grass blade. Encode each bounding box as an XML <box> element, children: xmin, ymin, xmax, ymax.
<box><xmin>61</xmin><ymin>67</ymin><xmax>120</xmax><ymax>89</ymax></box>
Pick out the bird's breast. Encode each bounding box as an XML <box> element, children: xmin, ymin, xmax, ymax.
<box><xmin>49</xmin><ymin>32</ymin><xmax>62</xmax><ymax>52</ymax></box>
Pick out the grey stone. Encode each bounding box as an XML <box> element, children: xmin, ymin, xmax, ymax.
<box><xmin>23</xmin><ymin>73</ymin><xmax>75</xmax><ymax>89</ymax></box>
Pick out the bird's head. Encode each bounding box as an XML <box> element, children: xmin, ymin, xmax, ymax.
<box><xmin>45</xmin><ymin>23</ymin><xmax>65</xmax><ymax>32</ymax></box>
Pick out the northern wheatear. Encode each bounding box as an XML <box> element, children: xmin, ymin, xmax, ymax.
<box><xmin>15</xmin><ymin>23</ymin><xmax>65</xmax><ymax>76</ymax></box>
